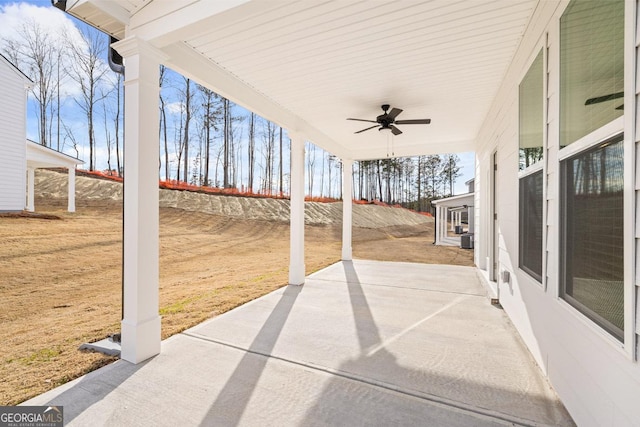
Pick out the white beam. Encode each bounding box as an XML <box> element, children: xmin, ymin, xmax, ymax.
<box><xmin>26</xmin><ymin>168</ymin><xmax>34</xmax><ymax>212</ymax></box>
<box><xmin>342</xmin><ymin>159</ymin><xmax>353</xmax><ymax>261</ymax></box>
<box><xmin>289</xmin><ymin>133</ymin><xmax>305</xmax><ymax>285</ymax></box>
<box><xmin>129</xmin><ymin>0</ymin><xmax>253</xmax><ymax>48</ymax></box>
<box><xmin>67</xmin><ymin>167</ymin><xmax>76</xmax><ymax>213</ymax></box>
<box><xmin>112</xmin><ymin>36</ymin><xmax>165</xmax><ymax>364</ymax></box>
<box><xmin>161</xmin><ymin>43</ymin><xmax>350</xmax><ymax>160</ymax></box>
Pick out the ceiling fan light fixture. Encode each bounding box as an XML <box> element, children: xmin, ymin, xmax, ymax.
<box><xmin>347</xmin><ymin>105</ymin><xmax>430</xmax><ymax>135</ymax></box>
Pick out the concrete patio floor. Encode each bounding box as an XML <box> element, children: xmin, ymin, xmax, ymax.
<box><xmin>25</xmin><ymin>260</ymin><xmax>575</xmax><ymax>426</ymax></box>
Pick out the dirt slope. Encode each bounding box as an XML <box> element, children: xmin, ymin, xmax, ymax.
<box><xmin>34</xmin><ymin>169</ymin><xmax>433</xmax><ymax>227</ymax></box>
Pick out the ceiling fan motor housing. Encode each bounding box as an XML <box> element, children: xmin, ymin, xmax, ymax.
<box><xmin>347</xmin><ymin>104</ymin><xmax>430</xmax><ymax>135</ymax></box>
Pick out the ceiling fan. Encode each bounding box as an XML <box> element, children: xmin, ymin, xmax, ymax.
<box><xmin>347</xmin><ymin>104</ymin><xmax>431</xmax><ymax>135</ymax></box>
<box><xmin>585</xmin><ymin>91</ymin><xmax>624</xmax><ymax>110</ymax></box>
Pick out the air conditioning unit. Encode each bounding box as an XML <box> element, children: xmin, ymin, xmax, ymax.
<box><xmin>461</xmin><ymin>233</ymin><xmax>474</xmax><ymax>249</ymax></box>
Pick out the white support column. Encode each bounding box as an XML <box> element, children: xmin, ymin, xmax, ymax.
<box><xmin>112</xmin><ymin>36</ymin><xmax>164</xmax><ymax>364</ymax></box>
<box><xmin>436</xmin><ymin>206</ymin><xmax>443</xmax><ymax>245</ymax></box>
<box><xmin>289</xmin><ymin>133</ymin><xmax>305</xmax><ymax>285</ymax></box>
<box><xmin>434</xmin><ymin>206</ymin><xmax>440</xmax><ymax>245</ymax></box>
<box><xmin>341</xmin><ymin>158</ymin><xmax>353</xmax><ymax>260</ymax></box>
<box><xmin>26</xmin><ymin>168</ymin><xmax>35</xmax><ymax>212</ymax></box>
<box><xmin>67</xmin><ymin>167</ymin><xmax>76</xmax><ymax>213</ymax></box>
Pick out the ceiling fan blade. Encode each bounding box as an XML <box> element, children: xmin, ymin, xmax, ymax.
<box><xmin>347</xmin><ymin>118</ymin><xmax>378</xmax><ymax>123</ymax></box>
<box><xmin>387</xmin><ymin>108</ymin><xmax>403</xmax><ymax>120</ymax></box>
<box><xmin>585</xmin><ymin>91</ymin><xmax>624</xmax><ymax>105</ymax></box>
<box><xmin>395</xmin><ymin>119</ymin><xmax>431</xmax><ymax>125</ymax></box>
<box><xmin>355</xmin><ymin>125</ymin><xmax>379</xmax><ymax>134</ymax></box>
<box><xmin>390</xmin><ymin>125</ymin><xmax>402</xmax><ymax>135</ymax></box>
<box><xmin>616</xmin><ymin>104</ymin><xmax>624</xmax><ymax>110</ymax></box>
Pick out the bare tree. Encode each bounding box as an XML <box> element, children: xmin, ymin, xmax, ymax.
<box><xmin>197</xmin><ymin>85</ymin><xmax>221</xmax><ymax>186</ymax></box>
<box><xmin>61</xmin><ymin>121</ymin><xmax>80</xmax><ymax>158</ymax></box>
<box><xmin>233</xmin><ymin>115</ymin><xmax>245</xmax><ymax>188</ymax></box>
<box><xmin>65</xmin><ymin>27</ymin><xmax>110</xmax><ymax>170</ymax></box>
<box><xmin>159</xmin><ymin>66</ymin><xmax>170</xmax><ymax>180</ymax></box>
<box><xmin>247</xmin><ymin>112</ymin><xmax>256</xmax><ymax>191</ymax></box>
<box><xmin>174</xmin><ymin>107</ymin><xmax>184</xmax><ymax>180</ymax></box>
<box><xmin>279</xmin><ymin>127</ymin><xmax>284</xmax><ymax>196</ymax></box>
<box><xmin>182</xmin><ymin>77</ymin><xmax>192</xmax><ymax>182</ymax></box>
<box><xmin>3</xmin><ymin>19</ymin><xmax>60</xmax><ymax>147</ymax></box>
<box><xmin>261</xmin><ymin>120</ymin><xmax>276</xmax><ymax>194</ymax></box>
<box><xmin>223</xmin><ymin>98</ymin><xmax>231</xmax><ymax>188</ymax></box>
<box><xmin>102</xmin><ymin>101</ymin><xmax>112</xmax><ymax>172</ymax></box>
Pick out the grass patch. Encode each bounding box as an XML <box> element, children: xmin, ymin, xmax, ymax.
<box><xmin>20</xmin><ymin>348</ymin><xmax>61</xmax><ymax>365</ymax></box>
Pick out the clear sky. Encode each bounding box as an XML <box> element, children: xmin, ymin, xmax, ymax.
<box><xmin>1</xmin><ymin>0</ymin><xmax>475</xmax><ymax>196</ymax></box>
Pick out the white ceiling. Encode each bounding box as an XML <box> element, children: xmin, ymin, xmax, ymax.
<box><xmin>66</xmin><ymin>0</ymin><xmax>538</xmax><ymax>160</ymax></box>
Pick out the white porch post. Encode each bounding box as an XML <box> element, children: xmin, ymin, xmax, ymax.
<box><xmin>113</xmin><ymin>36</ymin><xmax>163</xmax><ymax>363</ymax></box>
<box><xmin>26</xmin><ymin>168</ymin><xmax>35</xmax><ymax>212</ymax></box>
<box><xmin>289</xmin><ymin>133</ymin><xmax>305</xmax><ymax>285</ymax></box>
<box><xmin>435</xmin><ymin>206</ymin><xmax>442</xmax><ymax>245</ymax></box>
<box><xmin>67</xmin><ymin>167</ymin><xmax>76</xmax><ymax>213</ymax></box>
<box><xmin>341</xmin><ymin>158</ymin><xmax>353</xmax><ymax>260</ymax></box>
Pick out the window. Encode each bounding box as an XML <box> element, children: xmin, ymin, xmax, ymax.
<box><xmin>519</xmin><ymin>50</ymin><xmax>544</xmax><ymax>170</ymax></box>
<box><xmin>560</xmin><ymin>0</ymin><xmax>624</xmax><ymax>148</ymax></box>
<box><xmin>518</xmin><ymin>49</ymin><xmax>544</xmax><ymax>282</ymax></box>
<box><xmin>519</xmin><ymin>170</ymin><xmax>543</xmax><ymax>282</ymax></box>
<box><xmin>560</xmin><ymin>135</ymin><xmax>624</xmax><ymax>340</ymax></box>
<box><xmin>558</xmin><ymin>0</ymin><xmax>625</xmax><ymax>341</ymax></box>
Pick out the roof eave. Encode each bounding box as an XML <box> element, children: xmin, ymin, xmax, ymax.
<box><xmin>61</xmin><ymin>0</ymin><xmax>128</xmax><ymax>40</ymax></box>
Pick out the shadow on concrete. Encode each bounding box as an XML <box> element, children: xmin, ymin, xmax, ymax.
<box><xmin>294</xmin><ymin>261</ymin><xmax>574</xmax><ymax>426</ymax></box>
<box><xmin>32</xmin><ymin>358</ymin><xmax>148</xmax><ymax>425</ymax></box>
<box><xmin>199</xmin><ymin>284</ymin><xmax>301</xmax><ymax>426</ymax></box>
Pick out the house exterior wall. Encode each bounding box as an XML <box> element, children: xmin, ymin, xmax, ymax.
<box><xmin>0</xmin><ymin>58</ymin><xmax>28</xmax><ymax>212</ymax></box>
<box><xmin>474</xmin><ymin>1</ymin><xmax>640</xmax><ymax>425</ymax></box>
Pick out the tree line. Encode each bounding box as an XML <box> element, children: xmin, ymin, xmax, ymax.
<box><xmin>2</xmin><ymin>13</ymin><xmax>464</xmax><ymax>211</ymax></box>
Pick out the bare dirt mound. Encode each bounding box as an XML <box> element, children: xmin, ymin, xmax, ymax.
<box><xmin>34</xmin><ymin>169</ymin><xmax>433</xmax><ymax>228</ymax></box>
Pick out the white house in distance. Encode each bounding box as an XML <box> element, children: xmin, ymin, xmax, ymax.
<box><xmin>0</xmin><ymin>53</ymin><xmax>32</xmax><ymax>212</ymax></box>
<box><xmin>26</xmin><ymin>140</ymin><xmax>83</xmax><ymax>213</ymax></box>
<box><xmin>432</xmin><ymin>192</ymin><xmax>474</xmax><ymax>247</ymax></box>
<box><xmin>0</xmin><ymin>54</ymin><xmax>82</xmax><ymax>213</ymax></box>
<box><xmin>432</xmin><ymin>179</ymin><xmax>475</xmax><ymax>247</ymax></box>
<box><xmin>56</xmin><ymin>0</ymin><xmax>640</xmax><ymax>424</ymax></box>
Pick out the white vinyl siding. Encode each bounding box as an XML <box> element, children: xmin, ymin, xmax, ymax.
<box><xmin>474</xmin><ymin>0</ymin><xmax>640</xmax><ymax>425</ymax></box>
<box><xmin>0</xmin><ymin>57</ymin><xmax>28</xmax><ymax>211</ymax></box>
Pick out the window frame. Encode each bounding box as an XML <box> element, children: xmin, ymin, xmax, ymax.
<box><xmin>559</xmin><ymin>132</ymin><xmax>625</xmax><ymax>342</ymax></box>
<box><xmin>554</xmin><ymin>0</ymin><xmax>631</xmax><ymax>353</ymax></box>
<box><xmin>519</xmin><ymin>167</ymin><xmax>544</xmax><ymax>283</ymax></box>
<box><xmin>519</xmin><ymin>49</ymin><xmax>545</xmax><ymax>172</ymax></box>
<box><xmin>518</xmin><ymin>43</ymin><xmax>547</xmax><ymax>286</ymax></box>
<box><xmin>558</xmin><ymin>0</ymin><xmax>625</xmax><ymax>149</ymax></box>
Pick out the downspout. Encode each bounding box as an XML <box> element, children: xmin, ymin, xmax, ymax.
<box><xmin>108</xmin><ymin>36</ymin><xmax>125</xmax><ymax>337</ymax></box>
<box><xmin>108</xmin><ymin>36</ymin><xmax>125</xmax><ymax>75</ymax></box>
<box><xmin>50</xmin><ymin>0</ymin><xmax>66</xmax><ymax>11</ymax></box>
